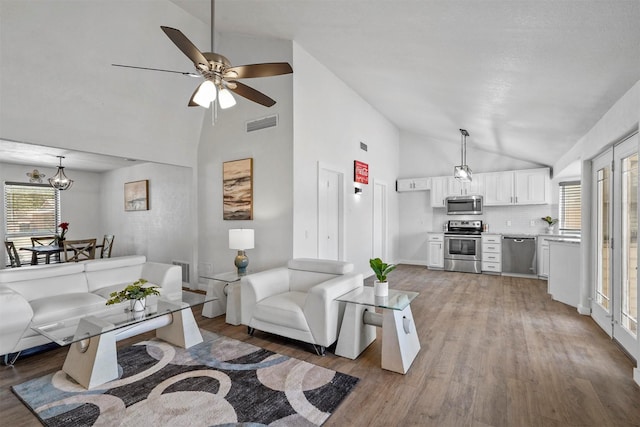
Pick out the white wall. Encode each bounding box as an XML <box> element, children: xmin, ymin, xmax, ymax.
<box><xmin>197</xmin><ymin>34</ymin><xmax>294</xmax><ymax>278</ymax></box>
<box><xmin>292</xmin><ymin>43</ymin><xmax>400</xmax><ymax>276</ymax></box>
<box><xmin>0</xmin><ymin>0</ymin><xmax>205</xmax><ymax>168</ymax></box>
<box><xmin>101</xmin><ymin>162</ymin><xmax>193</xmax><ymax>266</ymax></box>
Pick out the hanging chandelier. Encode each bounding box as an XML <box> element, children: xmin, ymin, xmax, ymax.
<box><xmin>454</xmin><ymin>129</ymin><xmax>472</xmax><ymax>182</ymax></box>
<box><xmin>49</xmin><ymin>155</ymin><xmax>74</xmax><ymax>190</ymax></box>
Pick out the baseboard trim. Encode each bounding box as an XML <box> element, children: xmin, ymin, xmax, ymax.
<box><xmin>396</xmin><ymin>259</ymin><xmax>428</xmax><ymax>266</ymax></box>
<box><xmin>634</xmin><ymin>367</ymin><xmax>640</xmax><ymax>387</ymax></box>
<box><xmin>577</xmin><ymin>304</ymin><xmax>590</xmax><ymax>315</ymax></box>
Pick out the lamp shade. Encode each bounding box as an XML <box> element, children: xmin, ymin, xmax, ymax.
<box><xmin>229</xmin><ymin>229</ymin><xmax>254</xmax><ymax>250</ymax></box>
<box><xmin>193</xmin><ymin>80</ymin><xmax>217</xmax><ymax>108</ymax></box>
<box><xmin>218</xmin><ymin>88</ymin><xmax>237</xmax><ymax>109</ymax></box>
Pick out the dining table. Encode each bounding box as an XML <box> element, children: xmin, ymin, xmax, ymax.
<box><xmin>20</xmin><ymin>245</ymin><xmax>63</xmax><ymax>265</ymax></box>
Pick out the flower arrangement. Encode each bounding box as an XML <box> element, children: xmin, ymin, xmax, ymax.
<box><xmin>541</xmin><ymin>216</ymin><xmax>558</xmax><ymax>226</ymax></box>
<box><xmin>369</xmin><ymin>258</ymin><xmax>396</xmax><ymax>283</ymax></box>
<box><xmin>56</xmin><ymin>222</ymin><xmax>69</xmax><ymax>241</ymax></box>
<box><xmin>105</xmin><ymin>279</ymin><xmax>160</xmax><ymax>306</ymax></box>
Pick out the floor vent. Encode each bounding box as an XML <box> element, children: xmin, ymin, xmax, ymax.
<box><xmin>246</xmin><ymin>114</ymin><xmax>278</xmax><ymax>132</ymax></box>
<box><xmin>172</xmin><ymin>260</ymin><xmax>190</xmax><ymax>283</ymax></box>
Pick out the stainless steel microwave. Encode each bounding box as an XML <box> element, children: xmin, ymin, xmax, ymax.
<box><xmin>445</xmin><ymin>195</ymin><xmax>483</xmax><ymax>215</ymax></box>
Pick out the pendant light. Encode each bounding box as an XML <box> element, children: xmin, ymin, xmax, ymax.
<box><xmin>49</xmin><ymin>155</ymin><xmax>74</xmax><ymax>190</ymax></box>
<box><xmin>454</xmin><ymin>129</ymin><xmax>472</xmax><ymax>182</ymax></box>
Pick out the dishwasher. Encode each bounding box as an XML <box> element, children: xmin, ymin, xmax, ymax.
<box><xmin>502</xmin><ymin>236</ymin><xmax>537</xmax><ymax>277</ymax></box>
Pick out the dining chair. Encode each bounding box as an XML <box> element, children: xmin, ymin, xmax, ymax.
<box><xmin>4</xmin><ymin>241</ymin><xmax>22</xmax><ymax>268</ymax></box>
<box><xmin>63</xmin><ymin>239</ymin><xmax>97</xmax><ymax>262</ymax></box>
<box><xmin>30</xmin><ymin>236</ymin><xmax>58</xmax><ymax>264</ymax></box>
<box><xmin>100</xmin><ymin>235</ymin><xmax>115</xmax><ymax>258</ymax></box>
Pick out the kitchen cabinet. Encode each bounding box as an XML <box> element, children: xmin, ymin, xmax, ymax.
<box><xmin>448</xmin><ymin>174</ymin><xmax>485</xmax><ymax>196</ymax></box>
<box><xmin>484</xmin><ymin>168</ymin><xmax>549</xmax><ymax>206</ymax></box>
<box><xmin>537</xmin><ymin>236</ymin><xmax>552</xmax><ymax>279</ymax></box>
<box><xmin>430</xmin><ymin>177</ymin><xmax>448</xmax><ymax>207</ymax></box>
<box><xmin>427</xmin><ymin>233</ymin><xmax>444</xmax><ymax>269</ymax></box>
<box><xmin>481</xmin><ymin>234</ymin><xmax>502</xmax><ymax>273</ymax></box>
<box><xmin>548</xmin><ymin>240</ymin><xmax>581</xmax><ymax>308</ymax></box>
<box><xmin>397</xmin><ymin>177</ymin><xmax>430</xmax><ymax>192</ymax></box>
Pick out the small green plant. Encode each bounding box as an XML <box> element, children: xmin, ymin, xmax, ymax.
<box><xmin>105</xmin><ymin>279</ymin><xmax>160</xmax><ymax>305</ymax></box>
<box><xmin>541</xmin><ymin>216</ymin><xmax>558</xmax><ymax>226</ymax></box>
<box><xmin>369</xmin><ymin>258</ymin><xmax>396</xmax><ymax>283</ymax></box>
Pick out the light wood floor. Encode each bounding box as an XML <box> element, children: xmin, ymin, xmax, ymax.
<box><xmin>2</xmin><ymin>265</ymin><xmax>639</xmax><ymax>426</ymax></box>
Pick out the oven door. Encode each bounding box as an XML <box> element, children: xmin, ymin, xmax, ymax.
<box><xmin>444</xmin><ymin>235</ymin><xmax>481</xmax><ymax>261</ymax></box>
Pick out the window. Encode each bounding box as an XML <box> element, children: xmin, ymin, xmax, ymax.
<box><xmin>559</xmin><ymin>181</ymin><xmax>581</xmax><ymax>233</ymax></box>
<box><xmin>4</xmin><ymin>182</ymin><xmax>60</xmax><ymax>264</ymax></box>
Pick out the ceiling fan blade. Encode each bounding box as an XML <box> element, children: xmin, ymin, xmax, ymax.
<box><xmin>160</xmin><ymin>26</ymin><xmax>209</xmax><ymax>70</ymax></box>
<box><xmin>112</xmin><ymin>64</ymin><xmax>198</xmax><ymax>77</ymax></box>
<box><xmin>229</xmin><ymin>81</ymin><xmax>276</xmax><ymax>107</ymax></box>
<box><xmin>188</xmin><ymin>87</ymin><xmax>199</xmax><ymax>107</ymax></box>
<box><xmin>224</xmin><ymin>62</ymin><xmax>293</xmax><ymax>79</ymax></box>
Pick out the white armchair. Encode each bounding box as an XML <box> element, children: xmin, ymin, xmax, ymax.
<box><xmin>240</xmin><ymin>258</ymin><xmax>363</xmax><ymax>355</ymax></box>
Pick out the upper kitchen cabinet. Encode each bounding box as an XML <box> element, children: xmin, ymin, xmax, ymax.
<box><xmin>430</xmin><ymin>176</ymin><xmax>448</xmax><ymax>207</ymax></box>
<box><xmin>397</xmin><ymin>177</ymin><xmax>430</xmax><ymax>192</ymax></box>
<box><xmin>484</xmin><ymin>168</ymin><xmax>550</xmax><ymax>206</ymax></box>
<box><xmin>448</xmin><ymin>173</ymin><xmax>485</xmax><ymax>196</ymax></box>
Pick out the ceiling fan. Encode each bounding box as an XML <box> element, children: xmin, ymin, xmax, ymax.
<box><xmin>113</xmin><ymin>0</ymin><xmax>292</xmax><ymax>109</ymax></box>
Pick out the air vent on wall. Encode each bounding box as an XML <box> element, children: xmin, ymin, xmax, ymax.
<box><xmin>172</xmin><ymin>260</ymin><xmax>190</xmax><ymax>284</ymax></box>
<box><xmin>246</xmin><ymin>114</ymin><xmax>278</xmax><ymax>132</ymax></box>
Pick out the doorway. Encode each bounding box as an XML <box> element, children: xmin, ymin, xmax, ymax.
<box><xmin>591</xmin><ymin>133</ymin><xmax>638</xmax><ymax>357</ymax></box>
<box><xmin>317</xmin><ymin>163</ymin><xmax>344</xmax><ymax>260</ymax></box>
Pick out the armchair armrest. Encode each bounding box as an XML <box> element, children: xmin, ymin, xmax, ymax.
<box><xmin>240</xmin><ymin>267</ymin><xmax>290</xmax><ymax>325</ymax></box>
<box><xmin>0</xmin><ymin>286</ymin><xmax>34</xmax><ymax>355</ymax></box>
<box><xmin>303</xmin><ymin>272</ymin><xmax>363</xmax><ymax>347</ymax></box>
<box><xmin>142</xmin><ymin>262</ymin><xmax>182</xmax><ymax>300</ymax></box>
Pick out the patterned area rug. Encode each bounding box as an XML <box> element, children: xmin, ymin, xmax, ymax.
<box><xmin>12</xmin><ymin>330</ymin><xmax>359</xmax><ymax>426</ymax></box>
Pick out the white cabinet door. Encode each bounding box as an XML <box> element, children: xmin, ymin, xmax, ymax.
<box><xmin>447</xmin><ymin>177</ymin><xmax>464</xmax><ymax>196</ymax></box>
<box><xmin>464</xmin><ymin>173</ymin><xmax>484</xmax><ymax>196</ymax></box>
<box><xmin>514</xmin><ymin>169</ymin><xmax>549</xmax><ymax>204</ymax></box>
<box><xmin>430</xmin><ymin>177</ymin><xmax>448</xmax><ymax>207</ymax></box>
<box><xmin>484</xmin><ymin>171</ymin><xmax>514</xmax><ymax>205</ymax></box>
<box><xmin>396</xmin><ymin>179</ymin><xmax>413</xmax><ymax>192</ymax></box>
<box><xmin>427</xmin><ymin>234</ymin><xmax>444</xmax><ymax>268</ymax></box>
<box><xmin>413</xmin><ymin>177</ymin><xmax>430</xmax><ymax>191</ymax></box>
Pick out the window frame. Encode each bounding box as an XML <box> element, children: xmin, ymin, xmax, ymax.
<box><xmin>558</xmin><ymin>180</ymin><xmax>581</xmax><ymax>234</ymax></box>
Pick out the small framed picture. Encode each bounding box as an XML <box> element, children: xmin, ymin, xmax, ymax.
<box><xmin>223</xmin><ymin>158</ymin><xmax>253</xmax><ymax>220</ymax></box>
<box><xmin>124</xmin><ymin>180</ymin><xmax>149</xmax><ymax>211</ymax></box>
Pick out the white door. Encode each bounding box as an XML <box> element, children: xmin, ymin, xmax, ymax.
<box><xmin>612</xmin><ymin>135</ymin><xmax>638</xmax><ymax>354</ymax></box>
<box><xmin>591</xmin><ymin>134</ymin><xmax>639</xmax><ymax>357</ymax></box>
<box><xmin>318</xmin><ymin>165</ymin><xmax>344</xmax><ymax>260</ymax></box>
<box><xmin>592</xmin><ymin>149</ymin><xmax>613</xmax><ymax>334</ymax></box>
<box><xmin>373</xmin><ymin>180</ymin><xmax>387</xmax><ymax>260</ymax></box>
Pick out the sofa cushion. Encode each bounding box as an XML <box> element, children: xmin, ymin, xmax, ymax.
<box><xmin>82</xmin><ymin>255</ymin><xmax>147</xmax><ymax>272</ymax></box>
<box><xmin>30</xmin><ymin>292</ymin><xmax>108</xmax><ymax>325</ymax></box>
<box><xmin>252</xmin><ymin>291</ymin><xmax>309</xmax><ymax>332</ymax></box>
<box><xmin>288</xmin><ymin>258</ymin><xmax>353</xmax><ymax>275</ymax></box>
<box><xmin>84</xmin><ymin>258</ymin><xmax>146</xmax><ymax>293</ymax></box>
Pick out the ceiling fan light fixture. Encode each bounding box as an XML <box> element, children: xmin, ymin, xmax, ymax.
<box><xmin>218</xmin><ymin>87</ymin><xmax>236</xmax><ymax>109</ymax></box>
<box><xmin>49</xmin><ymin>156</ymin><xmax>74</xmax><ymax>191</ymax></box>
<box><xmin>193</xmin><ymin>80</ymin><xmax>217</xmax><ymax>108</ymax></box>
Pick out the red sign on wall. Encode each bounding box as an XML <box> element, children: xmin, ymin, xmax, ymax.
<box><xmin>354</xmin><ymin>160</ymin><xmax>369</xmax><ymax>184</ymax></box>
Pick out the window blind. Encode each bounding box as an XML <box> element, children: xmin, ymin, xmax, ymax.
<box><xmin>559</xmin><ymin>181</ymin><xmax>581</xmax><ymax>233</ymax></box>
<box><xmin>4</xmin><ymin>182</ymin><xmax>60</xmax><ymax>264</ymax></box>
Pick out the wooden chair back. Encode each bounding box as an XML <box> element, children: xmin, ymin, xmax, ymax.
<box><xmin>63</xmin><ymin>239</ymin><xmax>97</xmax><ymax>262</ymax></box>
<box><xmin>31</xmin><ymin>236</ymin><xmax>56</xmax><ymax>246</ymax></box>
<box><xmin>4</xmin><ymin>241</ymin><xmax>21</xmax><ymax>268</ymax></box>
<box><xmin>100</xmin><ymin>235</ymin><xmax>115</xmax><ymax>258</ymax></box>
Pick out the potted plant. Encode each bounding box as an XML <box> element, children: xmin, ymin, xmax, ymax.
<box><xmin>105</xmin><ymin>278</ymin><xmax>160</xmax><ymax>312</ymax></box>
<box><xmin>369</xmin><ymin>258</ymin><xmax>396</xmax><ymax>297</ymax></box>
<box><xmin>541</xmin><ymin>216</ymin><xmax>558</xmax><ymax>233</ymax></box>
<box><xmin>55</xmin><ymin>222</ymin><xmax>69</xmax><ymax>247</ymax></box>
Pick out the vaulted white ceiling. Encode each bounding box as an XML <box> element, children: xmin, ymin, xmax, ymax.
<box><xmin>176</xmin><ymin>0</ymin><xmax>640</xmax><ymax>168</ymax></box>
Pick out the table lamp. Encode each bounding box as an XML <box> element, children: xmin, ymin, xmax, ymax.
<box><xmin>229</xmin><ymin>229</ymin><xmax>254</xmax><ymax>275</ymax></box>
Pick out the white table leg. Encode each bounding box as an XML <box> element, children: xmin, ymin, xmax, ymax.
<box><xmin>202</xmin><ymin>280</ymin><xmax>227</xmax><ymax>318</ymax></box>
<box><xmin>156</xmin><ymin>304</ymin><xmax>203</xmax><ymax>349</ymax></box>
<box><xmin>62</xmin><ymin>316</ymin><xmax>118</xmax><ymax>389</ymax></box>
<box><xmin>381</xmin><ymin>304</ymin><xmax>420</xmax><ymax>374</ymax></box>
<box><xmin>335</xmin><ymin>303</ymin><xmax>376</xmax><ymax>359</ymax></box>
<box><xmin>225</xmin><ymin>282</ymin><xmax>242</xmax><ymax>325</ymax></box>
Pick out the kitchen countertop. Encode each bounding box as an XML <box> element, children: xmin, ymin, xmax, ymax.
<box><xmin>547</xmin><ymin>237</ymin><xmax>581</xmax><ymax>244</ymax></box>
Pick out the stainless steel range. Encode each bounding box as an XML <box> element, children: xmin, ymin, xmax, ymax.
<box><xmin>444</xmin><ymin>220</ymin><xmax>482</xmax><ymax>274</ymax></box>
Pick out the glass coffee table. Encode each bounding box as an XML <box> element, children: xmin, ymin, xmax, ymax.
<box><xmin>32</xmin><ymin>291</ymin><xmax>215</xmax><ymax>389</ymax></box>
<box><xmin>335</xmin><ymin>287</ymin><xmax>421</xmax><ymax>374</ymax></box>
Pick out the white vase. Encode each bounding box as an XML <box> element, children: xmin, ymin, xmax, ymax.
<box><xmin>130</xmin><ymin>297</ymin><xmax>146</xmax><ymax>312</ymax></box>
<box><xmin>374</xmin><ymin>280</ymin><xmax>389</xmax><ymax>297</ymax></box>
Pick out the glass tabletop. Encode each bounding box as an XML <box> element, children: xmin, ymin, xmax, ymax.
<box><xmin>199</xmin><ymin>271</ymin><xmax>245</xmax><ymax>283</ymax></box>
<box><xmin>336</xmin><ymin>286</ymin><xmax>419</xmax><ymax>311</ymax></box>
<box><xmin>32</xmin><ymin>291</ymin><xmax>214</xmax><ymax>346</ymax></box>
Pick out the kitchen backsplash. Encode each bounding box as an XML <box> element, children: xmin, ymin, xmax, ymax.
<box><xmin>433</xmin><ymin>204</ymin><xmax>557</xmax><ymax>235</ymax></box>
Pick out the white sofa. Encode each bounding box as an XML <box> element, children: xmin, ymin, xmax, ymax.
<box><xmin>240</xmin><ymin>258</ymin><xmax>363</xmax><ymax>355</ymax></box>
<box><xmin>0</xmin><ymin>255</ymin><xmax>182</xmax><ymax>359</ymax></box>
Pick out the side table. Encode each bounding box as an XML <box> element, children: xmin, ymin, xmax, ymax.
<box><xmin>201</xmin><ymin>271</ymin><xmax>244</xmax><ymax>325</ymax></box>
<box><xmin>335</xmin><ymin>287</ymin><xmax>420</xmax><ymax>374</ymax></box>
